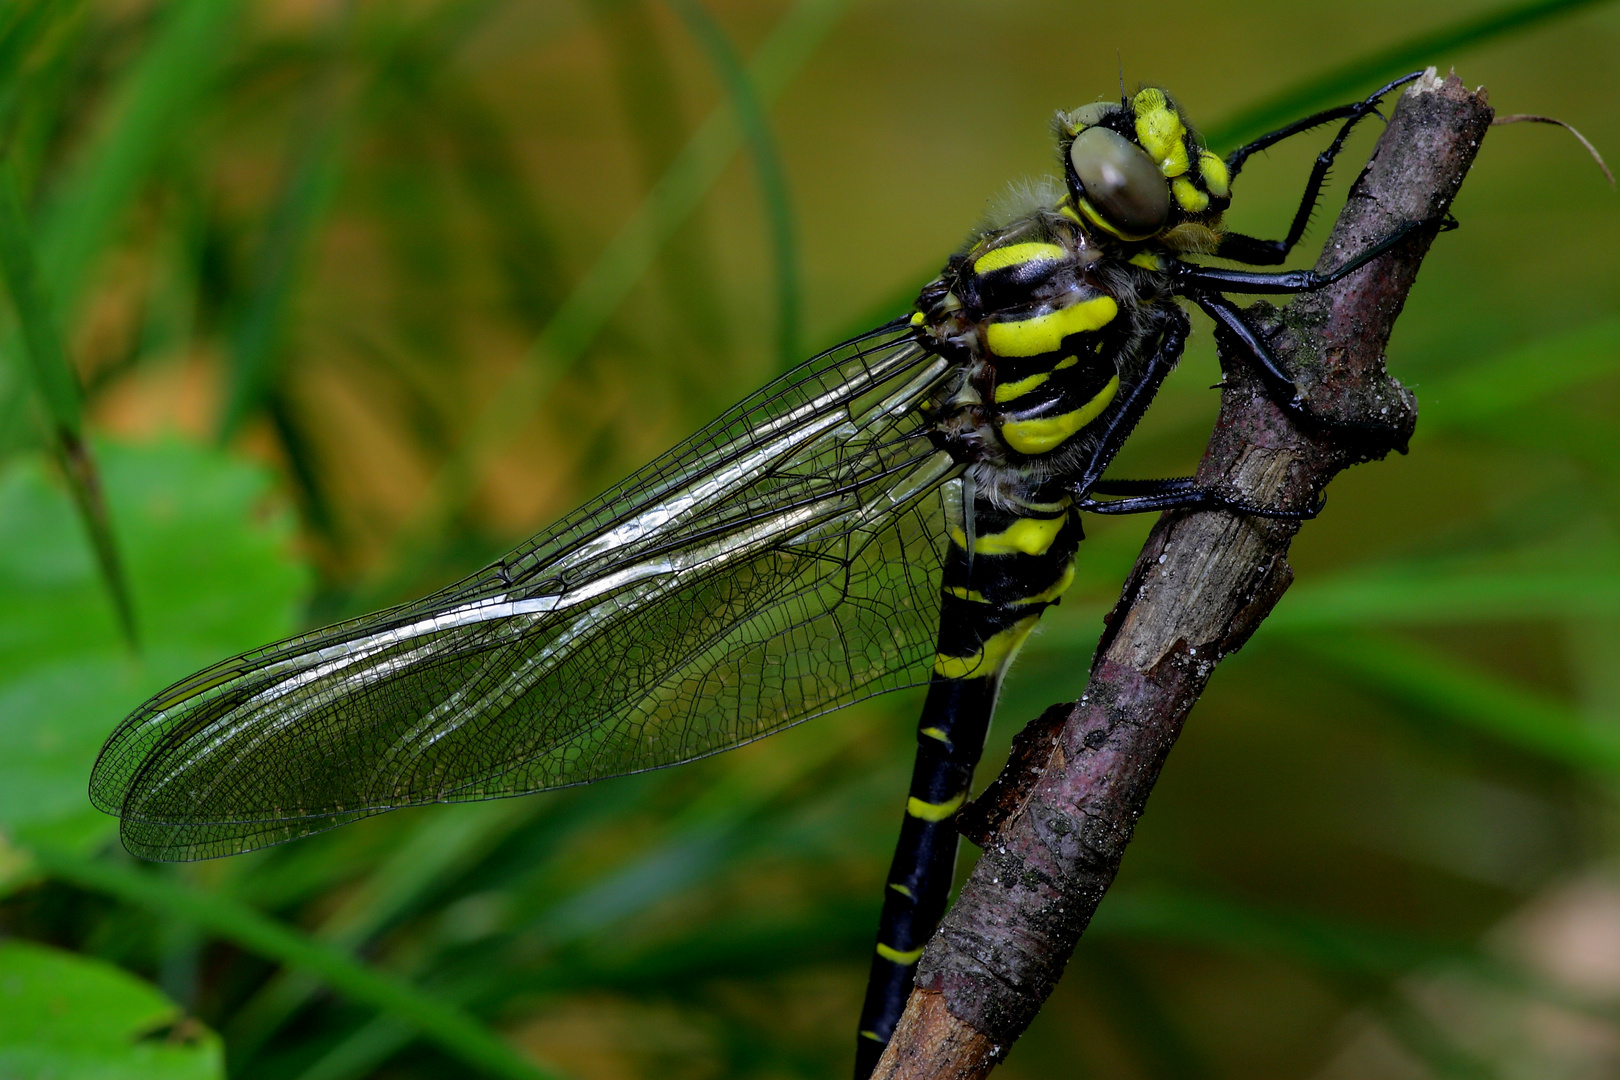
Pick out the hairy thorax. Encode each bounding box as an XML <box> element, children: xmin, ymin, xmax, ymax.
<box><xmin>911</xmin><ymin>196</ymin><xmax>1188</xmax><ymax>506</ymax></box>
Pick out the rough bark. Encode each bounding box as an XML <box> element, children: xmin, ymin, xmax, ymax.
<box><xmin>873</xmin><ymin>69</ymin><xmax>1494</xmax><ymax>1080</ymax></box>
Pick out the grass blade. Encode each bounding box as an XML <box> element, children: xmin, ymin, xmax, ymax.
<box><xmin>363</xmin><ymin>0</ymin><xmax>855</xmax><ymax>602</ymax></box>
<box><xmin>1268</xmin><ymin>569</ymin><xmax>1620</xmax><ymax>629</ymax></box>
<box><xmin>227</xmin><ymin>800</ymin><xmax>534</xmax><ymax>1062</ymax></box>
<box><xmin>1203</xmin><ymin>0</ymin><xmax>1613</xmax><ymax>150</ymax></box>
<box><xmin>216</xmin><ymin>72</ymin><xmax>348</xmax><ymax>443</ymax></box>
<box><xmin>666</xmin><ymin>0</ymin><xmax>801</xmax><ymax>367</ymax></box>
<box><xmin>1418</xmin><ymin>314</ymin><xmax>1620</xmax><ymax>428</ymax></box>
<box><xmin>33</xmin><ymin>846</ymin><xmax>565</xmax><ymax>1080</ymax></box>
<box><xmin>37</xmin><ymin>0</ymin><xmax>244</xmax><ymax>314</ymax></box>
<box><xmin>1291</xmin><ymin>630</ymin><xmax>1620</xmax><ymax>776</ymax></box>
<box><xmin>0</xmin><ymin>168</ymin><xmax>135</xmax><ymax>645</ymax></box>
<box><xmin>586</xmin><ymin>0</ymin><xmax>729</xmax><ymax>356</ymax></box>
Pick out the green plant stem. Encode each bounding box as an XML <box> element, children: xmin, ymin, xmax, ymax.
<box><xmin>34</xmin><ymin>847</ymin><xmax>565</xmax><ymax>1080</ymax></box>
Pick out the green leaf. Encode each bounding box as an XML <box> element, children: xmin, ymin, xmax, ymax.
<box><xmin>0</xmin><ymin>437</ymin><xmax>307</xmax><ymax>852</ymax></box>
<box><xmin>0</xmin><ymin>939</ymin><xmax>223</xmax><ymax>1080</ymax></box>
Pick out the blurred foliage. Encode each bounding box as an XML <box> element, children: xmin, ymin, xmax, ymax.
<box><xmin>0</xmin><ymin>938</ymin><xmax>223</xmax><ymax>1078</ymax></box>
<box><xmin>0</xmin><ymin>1</ymin><xmax>1618</xmax><ymax>1079</ymax></box>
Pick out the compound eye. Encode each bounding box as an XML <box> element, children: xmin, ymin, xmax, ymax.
<box><xmin>1068</xmin><ymin>126</ymin><xmax>1170</xmax><ymax>240</ymax></box>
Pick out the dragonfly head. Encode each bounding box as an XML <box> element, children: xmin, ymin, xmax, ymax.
<box><xmin>1055</xmin><ymin>88</ymin><xmax>1230</xmax><ymax>249</ymax></box>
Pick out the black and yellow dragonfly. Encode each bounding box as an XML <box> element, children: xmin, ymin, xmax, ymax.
<box><xmin>90</xmin><ymin>73</ymin><xmax>1444</xmax><ymax>1076</ymax></box>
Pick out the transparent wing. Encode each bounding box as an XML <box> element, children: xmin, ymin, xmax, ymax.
<box><xmin>90</xmin><ymin>325</ymin><xmax>962</xmax><ymax>860</ymax></box>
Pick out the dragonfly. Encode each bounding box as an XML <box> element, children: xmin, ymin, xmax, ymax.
<box><xmin>90</xmin><ymin>72</ymin><xmax>1445</xmax><ymax>1077</ymax></box>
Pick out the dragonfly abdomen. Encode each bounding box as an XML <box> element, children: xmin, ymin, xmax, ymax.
<box><xmin>855</xmin><ymin>490</ymin><xmax>1080</xmax><ymax>1074</ymax></box>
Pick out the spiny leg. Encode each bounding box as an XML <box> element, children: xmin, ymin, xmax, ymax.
<box><xmin>1174</xmin><ymin>211</ymin><xmax>1455</xmax><ymax>442</ymax></box>
<box><xmin>1081</xmin><ymin>476</ymin><xmax>1324</xmax><ymax>519</ymax></box>
<box><xmin>1178</xmin><ymin>213</ymin><xmax>1456</xmax><ymax>296</ymax></box>
<box><xmin>1217</xmin><ymin>72</ymin><xmax>1425</xmax><ymax>266</ymax></box>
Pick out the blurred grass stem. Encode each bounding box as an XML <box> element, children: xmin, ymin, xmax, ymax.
<box><xmin>34</xmin><ymin>845</ymin><xmax>566</xmax><ymax>1080</ymax></box>
<box><xmin>363</xmin><ymin>0</ymin><xmax>851</xmax><ymax>603</ymax></box>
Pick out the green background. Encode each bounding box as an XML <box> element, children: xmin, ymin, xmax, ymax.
<box><xmin>1</xmin><ymin>0</ymin><xmax>1618</xmax><ymax>1077</ymax></box>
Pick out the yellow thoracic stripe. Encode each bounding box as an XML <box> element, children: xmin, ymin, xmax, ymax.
<box><xmin>860</xmin><ymin>1030</ymin><xmax>885</xmax><ymax>1043</ymax></box>
<box><xmin>877</xmin><ymin>943</ymin><xmax>926</xmax><ymax>964</ymax></box>
<box><xmin>888</xmin><ymin>882</ymin><xmax>915</xmax><ymax>897</ymax></box>
<box><xmin>933</xmin><ymin>614</ymin><xmax>1040</xmax><ymax>679</ymax></box>
<box><xmin>1075</xmin><ymin>195</ymin><xmax>1123</xmax><ymax>238</ymax></box>
<box><xmin>1128</xmin><ymin>251</ymin><xmax>1162</xmax><ymax>271</ymax></box>
<box><xmin>906</xmin><ymin>790</ymin><xmax>966</xmax><ymax>822</ymax></box>
<box><xmin>993</xmin><ymin>370</ymin><xmax>1049</xmax><ymax>403</ymax></box>
<box><xmin>1003</xmin><ymin>374</ymin><xmax>1120</xmax><ymax>455</ymax></box>
<box><xmin>1058</xmin><ymin>203</ymin><xmax>1083</xmax><ymax>224</ymax></box>
<box><xmin>985</xmin><ymin>295</ymin><xmax>1117</xmax><ymax>358</ymax></box>
<box><xmin>919</xmin><ymin>726</ymin><xmax>951</xmax><ymax>743</ymax></box>
<box><xmin>973</xmin><ymin>241</ymin><xmax>1067</xmax><ymax>276</ymax></box>
<box><xmin>944</xmin><ymin>585</ymin><xmax>989</xmax><ymax>602</ymax></box>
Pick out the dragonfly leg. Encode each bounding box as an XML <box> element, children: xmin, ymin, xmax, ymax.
<box><xmin>1080</xmin><ymin>476</ymin><xmax>1324</xmax><ymax>519</ymax></box>
<box><xmin>1217</xmin><ymin>71</ymin><xmax>1425</xmax><ymax>266</ymax></box>
<box><xmin>1187</xmin><ymin>290</ymin><xmax>1415</xmax><ymax>447</ymax></box>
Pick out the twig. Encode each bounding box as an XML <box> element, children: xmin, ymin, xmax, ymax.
<box><xmin>872</xmin><ymin>69</ymin><xmax>1494</xmax><ymax>1080</ymax></box>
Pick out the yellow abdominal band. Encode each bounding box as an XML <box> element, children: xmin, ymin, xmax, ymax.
<box><xmin>933</xmin><ymin>614</ymin><xmax>1041</xmax><ymax>680</ymax></box>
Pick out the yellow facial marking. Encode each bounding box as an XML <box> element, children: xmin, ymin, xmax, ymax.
<box><xmin>994</xmin><ymin>371</ymin><xmax>1049</xmax><ymax>403</ymax></box>
<box><xmin>877</xmin><ymin>943</ymin><xmax>926</xmax><ymax>964</ymax></box>
<box><xmin>1133</xmin><ymin>88</ymin><xmax>1189</xmax><ymax>177</ymax></box>
<box><xmin>1128</xmin><ymin>251</ymin><xmax>1162</xmax><ymax>271</ymax></box>
<box><xmin>1011</xmin><ymin>559</ymin><xmax>1076</xmax><ymax>606</ymax></box>
<box><xmin>933</xmin><ymin>614</ymin><xmax>1041</xmax><ymax>679</ymax></box>
<box><xmin>1171</xmin><ymin>176</ymin><xmax>1210</xmax><ymax>213</ymax></box>
<box><xmin>888</xmin><ymin>882</ymin><xmax>915</xmax><ymax>898</ymax></box>
<box><xmin>973</xmin><ymin>241</ymin><xmax>1066</xmax><ymax>276</ymax></box>
<box><xmin>1075</xmin><ymin>195</ymin><xmax>1131</xmax><ymax>240</ymax></box>
<box><xmin>1199</xmin><ymin>150</ymin><xmax>1230</xmax><ymax>198</ymax></box>
<box><xmin>985</xmin><ymin>295</ymin><xmax>1117</xmax><ymax>358</ymax></box>
<box><xmin>906</xmin><ymin>791</ymin><xmax>967</xmax><ymax>822</ymax></box>
<box><xmin>1002</xmin><ymin>374</ymin><xmax>1120</xmax><ymax>455</ymax></box>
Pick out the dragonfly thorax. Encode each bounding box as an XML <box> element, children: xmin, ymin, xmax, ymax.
<box><xmin>911</xmin><ymin>196</ymin><xmax>1175</xmax><ymax>502</ymax></box>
